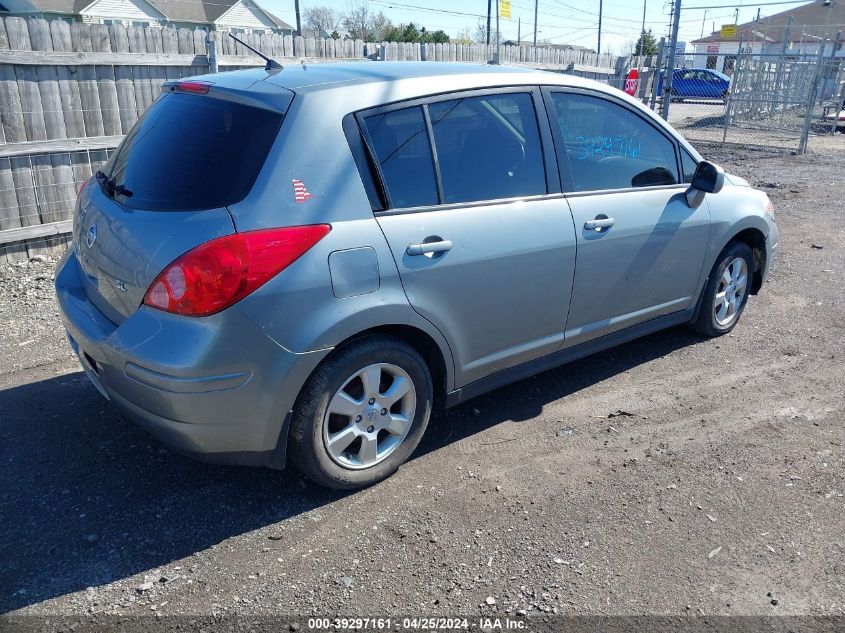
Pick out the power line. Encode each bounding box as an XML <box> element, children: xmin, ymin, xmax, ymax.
<box><xmin>369</xmin><ymin>0</ymin><xmax>614</xmax><ymax>35</ymax></box>
<box><xmin>681</xmin><ymin>0</ymin><xmax>810</xmax><ymax>10</ymax></box>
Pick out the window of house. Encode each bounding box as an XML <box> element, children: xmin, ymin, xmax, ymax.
<box><xmin>103</xmin><ymin>19</ymin><xmax>151</xmax><ymax>27</ymax></box>
<box><xmin>549</xmin><ymin>92</ymin><xmax>680</xmax><ymax>192</ymax></box>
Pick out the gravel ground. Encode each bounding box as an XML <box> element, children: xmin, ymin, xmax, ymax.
<box><xmin>0</xmin><ymin>144</ymin><xmax>843</xmax><ymax>626</ymax></box>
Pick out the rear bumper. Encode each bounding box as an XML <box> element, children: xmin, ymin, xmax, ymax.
<box><xmin>55</xmin><ymin>248</ymin><xmax>330</xmax><ymax>468</ymax></box>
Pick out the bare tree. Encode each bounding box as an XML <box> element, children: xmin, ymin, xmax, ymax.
<box><xmin>368</xmin><ymin>11</ymin><xmax>391</xmax><ymax>42</ymax></box>
<box><xmin>303</xmin><ymin>5</ymin><xmax>338</xmax><ymax>38</ymax></box>
<box><xmin>342</xmin><ymin>1</ymin><xmax>371</xmax><ymax>41</ymax></box>
<box><xmin>473</xmin><ymin>17</ymin><xmax>487</xmax><ymax>44</ymax></box>
<box><xmin>453</xmin><ymin>26</ymin><xmax>473</xmax><ymax>44</ymax></box>
<box><xmin>620</xmin><ymin>39</ymin><xmax>637</xmax><ymax>57</ymax></box>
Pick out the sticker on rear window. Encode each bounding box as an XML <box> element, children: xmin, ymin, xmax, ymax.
<box><xmin>292</xmin><ymin>179</ymin><xmax>313</xmax><ymax>203</ymax></box>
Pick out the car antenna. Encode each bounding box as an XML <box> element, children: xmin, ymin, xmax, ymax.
<box><xmin>228</xmin><ymin>33</ymin><xmax>282</xmax><ymax>71</ymax></box>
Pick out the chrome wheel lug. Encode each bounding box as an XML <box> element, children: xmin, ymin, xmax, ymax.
<box><xmin>380</xmin><ymin>408</ymin><xmax>387</xmax><ymax>416</ymax></box>
<box><xmin>367</xmin><ymin>425</ymin><xmax>375</xmax><ymax>433</ymax></box>
<box><xmin>355</xmin><ymin>415</ymin><xmax>362</xmax><ymax>422</ymax></box>
<box><xmin>368</xmin><ymin>398</ymin><xmax>375</xmax><ymax>405</ymax></box>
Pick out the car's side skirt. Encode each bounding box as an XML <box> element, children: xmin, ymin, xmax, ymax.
<box><xmin>444</xmin><ymin>308</ymin><xmax>695</xmax><ymax>408</ymax></box>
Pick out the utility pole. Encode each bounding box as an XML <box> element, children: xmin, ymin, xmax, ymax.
<box><xmin>641</xmin><ymin>0</ymin><xmax>647</xmax><ymax>47</ymax></box>
<box><xmin>700</xmin><ymin>9</ymin><xmax>708</xmax><ymax>38</ymax></box>
<box><xmin>487</xmin><ymin>0</ymin><xmax>492</xmax><ymax>46</ymax></box>
<box><xmin>734</xmin><ymin>7</ymin><xmax>739</xmax><ymax>24</ymax></box>
<box><xmin>494</xmin><ymin>0</ymin><xmax>500</xmax><ymax>64</ymax></box>
<box><xmin>661</xmin><ymin>0</ymin><xmax>682</xmax><ymax>120</ymax></box>
<box><xmin>533</xmin><ymin>0</ymin><xmax>538</xmax><ymax>47</ymax></box>
<box><xmin>294</xmin><ymin>0</ymin><xmax>301</xmax><ymax>36</ymax></box>
<box><xmin>781</xmin><ymin>16</ymin><xmax>793</xmax><ymax>56</ymax></box>
<box><xmin>597</xmin><ymin>0</ymin><xmax>603</xmax><ymax>57</ymax></box>
<box><xmin>518</xmin><ymin>17</ymin><xmax>521</xmax><ymax>45</ymax></box>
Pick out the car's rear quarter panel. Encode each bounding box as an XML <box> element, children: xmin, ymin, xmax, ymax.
<box><xmin>227</xmin><ymin>87</ymin><xmax>457</xmax><ymax>390</ymax></box>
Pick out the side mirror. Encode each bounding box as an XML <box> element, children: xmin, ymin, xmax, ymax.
<box><xmin>686</xmin><ymin>160</ymin><xmax>725</xmax><ymax>207</ymax></box>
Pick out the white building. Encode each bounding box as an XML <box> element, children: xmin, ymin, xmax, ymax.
<box><xmin>691</xmin><ymin>0</ymin><xmax>845</xmax><ymax>73</ymax></box>
<box><xmin>0</xmin><ymin>0</ymin><xmax>294</xmax><ymax>35</ymax></box>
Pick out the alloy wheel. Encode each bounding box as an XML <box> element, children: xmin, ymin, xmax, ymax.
<box><xmin>713</xmin><ymin>257</ymin><xmax>748</xmax><ymax>326</ymax></box>
<box><xmin>322</xmin><ymin>363</ymin><xmax>417</xmax><ymax>470</ymax></box>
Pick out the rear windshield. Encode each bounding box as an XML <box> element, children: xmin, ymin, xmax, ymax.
<box><xmin>102</xmin><ymin>92</ymin><xmax>283</xmax><ymax>211</ymax></box>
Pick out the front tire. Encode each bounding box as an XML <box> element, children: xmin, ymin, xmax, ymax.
<box><xmin>289</xmin><ymin>336</ymin><xmax>432</xmax><ymax>489</ymax></box>
<box><xmin>690</xmin><ymin>241</ymin><xmax>754</xmax><ymax>337</ymax></box>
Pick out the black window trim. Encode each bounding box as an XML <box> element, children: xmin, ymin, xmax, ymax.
<box><xmin>342</xmin><ymin>113</ymin><xmax>387</xmax><ymax>211</ymax></box>
<box><xmin>422</xmin><ymin>103</ymin><xmax>446</xmax><ymax>204</ymax></box>
<box><xmin>679</xmin><ymin>145</ymin><xmax>700</xmax><ymax>184</ymax></box>
<box><xmin>352</xmin><ymin>85</ymin><xmax>561</xmax><ymax>215</ymax></box>
<box><xmin>540</xmin><ymin>85</ymin><xmax>687</xmax><ymax>196</ymax></box>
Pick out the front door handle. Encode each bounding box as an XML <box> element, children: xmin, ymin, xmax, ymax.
<box><xmin>584</xmin><ymin>217</ymin><xmax>615</xmax><ymax>231</ymax></box>
<box><xmin>406</xmin><ymin>240</ymin><xmax>453</xmax><ymax>256</ymax></box>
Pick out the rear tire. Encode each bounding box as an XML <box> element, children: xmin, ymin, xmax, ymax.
<box><xmin>690</xmin><ymin>241</ymin><xmax>754</xmax><ymax>337</ymax></box>
<box><xmin>289</xmin><ymin>336</ymin><xmax>432</xmax><ymax>490</ymax></box>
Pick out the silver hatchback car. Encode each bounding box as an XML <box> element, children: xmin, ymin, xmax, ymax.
<box><xmin>56</xmin><ymin>62</ymin><xmax>778</xmax><ymax>489</ymax></box>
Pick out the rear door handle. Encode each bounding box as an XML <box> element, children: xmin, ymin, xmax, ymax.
<box><xmin>406</xmin><ymin>240</ymin><xmax>453</xmax><ymax>256</ymax></box>
<box><xmin>584</xmin><ymin>217</ymin><xmax>615</xmax><ymax>230</ymax></box>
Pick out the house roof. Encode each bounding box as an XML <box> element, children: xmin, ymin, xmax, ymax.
<box><xmin>0</xmin><ymin>0</ymin><xmax>80</xmax><ymax>14</ymax></box>
<box><xmin>692</xmin><ymin>0</ymin><xmax>845</xmax><ymax>44</ymax></box>
<box><xmin>3</xmin><ymin>0</ymin><xmax>293</xmax><ymax>29</ymax></box>
<box><xmin>147</xmin><ymin>0</ymin><xmax>292</xmax><ymax>28</ymax></box>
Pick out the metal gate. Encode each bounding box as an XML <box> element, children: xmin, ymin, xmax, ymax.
<box><xmin>654</xmin><ymin>46</ymin><xmax>844</xmax><ymax>152</ymax></box>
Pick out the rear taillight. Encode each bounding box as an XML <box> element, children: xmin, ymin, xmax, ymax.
<box><xmin>174</xmin><ymin>81</ymin><xmax>211</xmax><ymax>94</ymax></box>
<box><xmin>143</xmin><ymin>225</ymin><xmax>331</xmax><ymax>317</ymax></box>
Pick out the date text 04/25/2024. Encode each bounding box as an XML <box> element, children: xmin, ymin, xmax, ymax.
<box><xmin>305</xmin><ymin>617</ymin><xmax>527</xmax><ymax>630</ymax></box>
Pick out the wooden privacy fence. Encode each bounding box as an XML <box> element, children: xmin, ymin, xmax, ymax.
<box><xmin>0</xmin><ymin>15</ymin><xmax>632</xmax><ymax>261</ymax></box>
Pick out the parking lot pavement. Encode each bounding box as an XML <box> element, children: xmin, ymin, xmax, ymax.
<box><xmin>0</xmin><ymin>146</ymin><xmax>843</xmax><ymax>621</ymax></box>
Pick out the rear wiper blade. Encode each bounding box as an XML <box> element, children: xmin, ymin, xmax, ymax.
<box><xmin>113</xmin><ymin>183</ymin><xmax>133</xmax><ymax>197</ymax></box>
<box><xmin>95</xmin><ymin>170</ymin><xmax>132</xmax><ymax>198</ymax></box>
<box><xmin>95</xmin><ymin>170</ymin><xmax>115</xmax><ymax>196</ymax></box>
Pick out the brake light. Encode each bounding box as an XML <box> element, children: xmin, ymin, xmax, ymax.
<box><xmin>174</xmin><ymin>81</ymin><xmax>211</xmax><ymax>94</ymax></box>
<box><xmin>143</xmin><ymin>225</ymin><xmax>331</xmax><ymax>317</ymax></box>
<box><xmin>78</xmin><ymin>178</ymin><xmax>89</xmax><ymax>194</ymax></box>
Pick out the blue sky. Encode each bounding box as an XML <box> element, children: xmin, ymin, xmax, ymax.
<box><xmin>261</xmin><ymin>0</ymin><xmax>815</xmax><ymax>54</ymax></box>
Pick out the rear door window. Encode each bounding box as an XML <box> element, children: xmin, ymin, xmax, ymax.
<box><xmin>428</xmin><ymin>93</ymin><xmax>546</xmax><ymax>204</ymax></box>
<box><xmin>549</xmin><ymin>92</ymin><xmax>680</xmax><ymax>192</ymax></box>
<box><xmin>102</xmin><ymin>92</ymin><xmax>283</xmax><ymax>211</ymax></box>
<box><xmin>362</xmin><ymin>106</ymin><xmax>439</xmax><ymax>208</ymax></box>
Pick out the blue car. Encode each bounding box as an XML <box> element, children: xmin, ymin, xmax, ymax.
<box><xmin>658</xmin><ymin>68</ymin><xmax>731</xmax><ymax>101</ymax></box>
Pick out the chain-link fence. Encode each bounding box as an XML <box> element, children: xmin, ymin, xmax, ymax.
<box><xmin>807</xmin><ymin>53</ymin><xmax>845</xmax><ymax>143</ymax></box>
<box><xmin>620</xmin><ymin>42</ymin><xmax>844</xmax><ymax>152</ymax></box>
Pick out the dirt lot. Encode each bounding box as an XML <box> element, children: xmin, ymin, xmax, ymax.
<box><xmin>0</xmin><ymin>144</ymin><xmax>843</xmax><ymax>627</ymax></box>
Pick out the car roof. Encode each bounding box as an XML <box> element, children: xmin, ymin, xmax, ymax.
<box><xmin>184</xmin><ymin>61</ymin><xmax>703</xmax><ymax>159</ymax></box>
<box><xmin>266</xmin><ymin>61</ymin><xmax>538</xmax><ymax>90</ymax></box>
<box><xmin>196</xmin><ymin>61</ymin><xmax>605</xmax><ymax>96</ymax></box>
<box><xmin>683</xmin><ymin>67</ymin><xmax>730</xmax><ymax>81</ymax></box>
